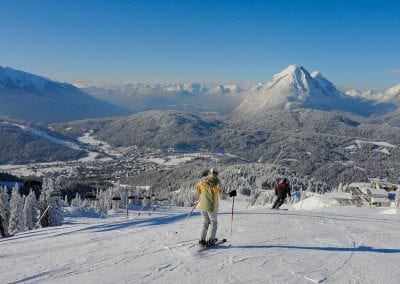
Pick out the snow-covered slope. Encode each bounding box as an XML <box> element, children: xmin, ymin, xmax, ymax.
<box><xmin>3</xmin><ymin>121</ymin><xmax>82</xmax><ymax>150</ymax></box>
<box><xmin>380</xmin><ymin>84</ymin><xmax>400</xmax><ymax>103</ymax></box>
<box><xmin>345</xmin><ymin>89</ymin><xmax>380</xmax><ymax>100</ymax></box>
<box><xmin>77</xmin><ymin>81</ymin><xmax>244</xmax><ymax>98</ymax></box>
<box><xmin>0</xmin><ymin>66</ymin><xmax>57</xmax><ymax>90</ymax></box>
<box><xmin>78</xmin><ymin>81</ymin><xmax>246</xmax><ymax>114</ymax></box>
<box><xmin>235</xmin><ymin>65</ymin><xmax>395</xmax><ymax>116</ymax></box>
<box><xmin>236</xmin><ymin>65</ymin><xmax>332</xmax><ymax>112</ymax></box>
<box><xmin>0</xmin><ymin>66</ymin><xmax>129</xmax><ymax>122</ymax></box>
<box><xmin>1</xmin><ymin>198</ymin><xmax>399</xmax><ymax>283</ymax></box>
<box><xmin>213</xmin><ymin>84</ymin><xmax>243</xmax><ymax>95</ymax></box>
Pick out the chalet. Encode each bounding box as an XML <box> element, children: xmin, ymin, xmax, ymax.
<box><xmin>366</xmin><ymin>188</ymin><xmax>390</xmax><ymax>207</ymax></box>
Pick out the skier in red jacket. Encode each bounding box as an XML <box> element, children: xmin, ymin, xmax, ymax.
<box><xmin>272</xmin><ymin>178</ymin><xmax>291</xmax><ymax>209</ymax></box>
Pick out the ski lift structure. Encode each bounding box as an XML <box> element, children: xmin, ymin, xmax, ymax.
<box><xmin>155</xmin><ymin>197</ymin><xmax>169</xmax><ymax>206</ymax></box>
<box><xmin>49</xmin><ymin>190</ymin><xmax>62</xmax><ymax>198</ymax></box>
<box><xmin>84</xmin><ymin>192</ymin><xmax>97</xmax><ymax>200</ymax></box>
<box><xmin>112</xmin><ymin>193</ymin><xmax>121</xmax><ymax>201</ymax></box>
<box><xmin>111</xmin><ymin>191</ymin><xmax>121</xmax><ymax>211</ymax></box>
<box><xmin>84</xmin><ymin>192</ymin><xmax>98</xmax><ymax>206</ymax></box>
<box><xmin>138</xmin><ymin>196</ymin><xmax>145</xmax><ymax>205</ymax></box>
<box><xmin>127</xmin><ymin>194</ymin><xmax>136</xmax><ymax>204</ymax></box>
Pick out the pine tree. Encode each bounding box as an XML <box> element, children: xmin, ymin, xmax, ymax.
<box><xmin>71</xmin><ymin>193</ymin><xmax>82</xmax><ymax>209</ymax></box>
<box><xmin>8</xmin><ymin>184</ymin><xmax>24</xmax><ymax>234</ymax></box>
<box><xmin>38</xmin><ymin>177</ymin><xmax>64</xmax><ymax>227</ymax></box>
<box><xmin>0</xmin><ymin>185</ymin><xmax>10</xmax><ymax>234</ymax></box>
<box><xmin>23</xmin><ymin>190</ymin><xmax>38</xmax><ymax>230</ymax></box>
<box><xmin>38</xmin><ymin>177</ymin><xmax>50</xmax><ymax>228</ymax></box>
<box><xmin>48</xmin><ymin>177</ymin><xmax>63</xmax><ymax>227</ymax></box>
<box><xmin>96</xmin><ymin>190</ymin><xmax>108</xmax><ymax>215</ymax></box>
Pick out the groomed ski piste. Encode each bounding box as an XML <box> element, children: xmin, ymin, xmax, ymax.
<box><xmin>1</xmin><ymin>194</ymin><xmax>399</xmax><ymax>284</ymax></box>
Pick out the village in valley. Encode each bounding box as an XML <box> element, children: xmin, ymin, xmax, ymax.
<box><xmin>1</xmin><ymin>128</ymin><xmax>399</xmax><ymax>227</ymax></box>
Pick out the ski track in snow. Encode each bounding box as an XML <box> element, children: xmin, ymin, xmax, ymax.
<box><xmin>1</xmin><ymin>199</ymin><xmax>400</xmax><ymax>284</ymax></box>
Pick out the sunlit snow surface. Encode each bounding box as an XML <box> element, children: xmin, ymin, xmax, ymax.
<box><xmin>1</xmin><ymin>195</ymin><xmax>399</xmax><ymax>283</ymax></box>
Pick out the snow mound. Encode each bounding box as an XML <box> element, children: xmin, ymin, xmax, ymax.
<box><xmin>292</xmin><ymin>195</ymin><xmax>337</xmax><ymax>210</ymax></box>
<box><xmin>380</xmin><ymin>208</ymin><xmax>398</xmax><ymax>215</ymax></box>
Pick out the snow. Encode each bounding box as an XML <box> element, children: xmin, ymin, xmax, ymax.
<box><xmin>145</xmin><ymin>152</ymin><xmax>214</xmax><ymax>167</ymax></box>
<box><xmin>292</xmin><ymin>195</ymin><xmax>337</xmax><ymax>210</ymax></box>
<box><xmin>347</xmin><ymin>139</ymin><xmax>397</xmax><ymax>155</ymax></box>
<box><xmin>147</xmin><ymin>156</ymin><xmax>194</xmax><ymax>166</ymax></box>
<box><xmin>0</xmin><ymin>162</ymin><xmax>75</xmax><ymax>177</ymax></box>
<box><xmin>380</xmin><ymin>208</ymin><xmax>398</xmax><ymax>215</ymax></box>
<box><xmin>214</xmin><ymin>84</ymin><xmax>243</xmax><ymax>94</ymax></box>
<box><xmin>0</xmin><ymin>66</ymin><xmax>51</xmax><ymax>90</ymax></box>
<box><xmin>236</xmin><ymin>65</ymin><xmax>347</xmax><ymax>114</ymax></box>
<box><xmin>375</xmin><ymin>147</ymin><xmax>390</xmax><ymax>155</ymax></box>
<box><xmin>1</xmin><ymin>196</ymin><xmax>400</xmax><ymax>283</ymax></box>
<box><xmin>345</xmin><ymin>89</ymin><xmax>380</xmax><ymax>100</ymax></box>
<box><xmin>0</xmin><ymin>129</ymin><xmax>117</xmax><ymax>176</ymax></box>
<box><xmin>381</xmin><ymin>84</ymin><xmax>400</xmax><ymax>101</ymax></box>
<box><xmin>78</xmin><ymin>130</ymin><xmax>121</xmax><ymax>158</ymax></box>
<box><xmin>4</xmin><ymin>122</ymin><xmax>82</xmax><ymax>150</ymax></box>
<box><xmin>335</xmin><ymin>160</ymin><xmax>354</xmax><ymax>166</ymax></box>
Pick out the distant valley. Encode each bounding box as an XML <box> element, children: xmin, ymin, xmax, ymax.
<box><xmin>1</xmin><ymin>65</ymin><xmax>400</xmax><ymax>188</ymax></box>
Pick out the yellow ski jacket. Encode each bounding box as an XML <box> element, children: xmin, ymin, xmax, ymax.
<box><xmin>196</xmin><ymin>174</ymin><xmax>223</xmax><ymax>212</ymax></box>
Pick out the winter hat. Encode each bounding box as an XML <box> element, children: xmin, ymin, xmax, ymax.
<box><xmin>209</xmin><ymin>167</ymin><xmax>219</xmax><ymax>175</ymax></box>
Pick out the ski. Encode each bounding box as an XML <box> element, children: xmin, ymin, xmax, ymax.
<box><xmin>1</xmin><ymin>234</ymin><xmax>14</xmax><ymax>238</ymax></box>
<box><xmin>197</xmin><ymin>238</ymin><xmax>228</xmax><ymax>252</ymax></box>
<box><xmin>271</xmin><ymin>208</ymin><xmax>288</xmax><ymax>210</ymax></box>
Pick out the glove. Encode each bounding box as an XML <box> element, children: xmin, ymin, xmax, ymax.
<box><xmin>229</xmin><ymin>190</ymin><xmax>237</xmax><ymax>197</ymax></box>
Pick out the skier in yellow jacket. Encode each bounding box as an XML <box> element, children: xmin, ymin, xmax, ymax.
<box><xmin>196</xmin><ymin>167</ymin><xmax>223</xmax><ymax>246</ymax></box>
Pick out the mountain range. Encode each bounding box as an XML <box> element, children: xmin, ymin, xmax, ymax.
<box><xmin>75</xmin><ymin>65</ymin><xmax>400</xmax><ymax>117</ymax></box>
<box><xmin>1</xmin><ymin>64</ymin><xmax>400</xmax><ymax>186</ymax></box>
<box><xmin>235</xmin><ymin>65</ymin><xmax>397</xmax><ymax>116</ymax></box>
<box><xmin>0</xmin><ymin>66</ymin><xmax>129</xmax><ymax>122</ymax></box>
<box><xmin>1</xmin><ymin>65</ymin><xmax>400</xmax><ymax>122</ymax></box>
<box><xmin>76</xmin><ymin>81</ymin><xmax>244</xmax><ymax>114</ymax></box>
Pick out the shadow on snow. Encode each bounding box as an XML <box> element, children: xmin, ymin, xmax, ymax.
<box><xmin>53</xmin><ymin>211</ymin><xmax>200</xmax><ymax>236</ymax></box>
<box><xmin>233</xmin><ymin>244</ymin><xmax>400</xmax><ymax>254</ymax></box>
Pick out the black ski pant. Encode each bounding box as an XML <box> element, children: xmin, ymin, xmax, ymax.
<box><xmin>272</xmin><ymin>196</ymin><xmax>286</xmax><ymax>209</ymax></box>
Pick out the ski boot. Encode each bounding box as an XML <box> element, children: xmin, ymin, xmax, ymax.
<box><xmin>206</xmin><ymin>238</ymin><xmax>218</xmax><ymax>247</ymax></box>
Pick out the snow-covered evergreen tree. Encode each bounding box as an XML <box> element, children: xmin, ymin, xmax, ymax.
<box><xmin>95</xmin><ymin>190</ymin><xmax>108</xmax><ymax>215</ymax></box>
<box><xmin>0</xmin><ymin>185</ymin><xmax>10</xmax><ymax>234</ymax></box>
<box><xmin>38</xmin><ymin>177</ymin><xmax>64</xmax><ymax>227</ymax></box>
<box><xmin>38</xmin><ymin>177</ymin><xmax>50</xmax><ymax>228</ymax></box>
<box><xmin>64</xmin><ymin>194</ymin><xmax>69</xmax><ymax>206</ymax></box>
<box><xmin>48</xmin><ymin>177</ymin><xmax>64</xmax><ymax>227</ymax></box>
<box><xmin>8</xmin><ymin>184</ymin><xmax>24</xmax><ymax>234</ymax></box>
<box><xmin>23</xmin><ymin>190</ymin><xmax>38</xmax><ymax>230</ymax></box>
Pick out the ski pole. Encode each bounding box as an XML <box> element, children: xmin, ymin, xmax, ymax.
<box><xmin>186</xmin><ymin>200</ymin><xmax>199</xmax><ymax>219</ymax></box>
<box><xmin>230</xmin><ymin>195</ymin><xmax>235</xmax><ymax>241</ymax></box>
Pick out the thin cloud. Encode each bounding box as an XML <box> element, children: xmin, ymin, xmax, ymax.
<box><xmin>388</xmin><ymin>68</ymin><xmax>400</xmax><ymax>73</ymax></box>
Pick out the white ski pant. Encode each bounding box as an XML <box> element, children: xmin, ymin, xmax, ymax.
<box><xmin>200</xmin><ymin>211</ymin><xmax>218</xmax><ymax>241</ymax></box>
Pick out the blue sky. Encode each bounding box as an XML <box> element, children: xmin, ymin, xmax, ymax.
<box><xmin>0</xmin><ymin>0</ymin><xmax>399</xmax><ymax>90</ymax></box>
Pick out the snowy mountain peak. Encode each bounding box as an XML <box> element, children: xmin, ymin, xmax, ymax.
<box><xmin>0</xmin><ymin>66</ymin><xmax>128</xmax><ymax>122</ymax></box>
<box><xmin>0</xmin><ymin>66</ymin><xmax>54</xmax><ymax>90</ymax></box>
<box><xmin>278</xmin><ymin>64</ymin><xmax>304</xmax><ymax>75</ymax></box>
<box><xmin>382</xmin><ymin>84</ymin><xmax>400</xmax><ymax>100</ymax></box>
<box><xmin>345</xmin><ymin>89</ymin><xmax>380</xmax><ymax>100</ymax></box>
<box><xmin>235</xmin><ymin>65</ymin><xmax>393</xmax><ymax>116</ymax></box>
<box><xmin>270</xmin><ymin>64</ymin><xmax>310</xmax><ymax>84</ymax></box>
<box><xmin>261</xmin><ymin>64</ymin><xmax>318</xmax><ymax>101</ymax></box>
<box><xmin>214</xmin><ymin>84</ymin><xmax>243</xmax><ymax>94</ymax></box>
<box><xmin>311</xmin><ymin>70</ymin><xmax>329</xmax><ymax>83</ymax></box>
<box><xmin>311</xmin><ymin>70</ymin><xmax>343</xmax><ymax>97</ymax></box>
